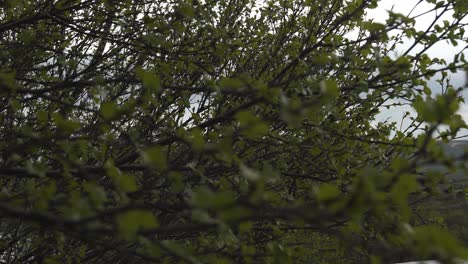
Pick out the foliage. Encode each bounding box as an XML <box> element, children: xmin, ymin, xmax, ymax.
<box><xmin>0</xmin><ymin>0</ymin><xmax>467</xmax><ymax>263</ymax></box>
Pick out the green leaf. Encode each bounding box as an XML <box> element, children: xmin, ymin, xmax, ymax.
<box><xmin>142</xmin><ymin>146</ymin><xmax>167</xmax><ymax>170</ymax></box>
<box><xmin>219</xmin><ymin>77</ymin><xmax>244</xmax><ymax>90</ymax></box>
<box><xmin>0</xmin><ymin>69</ymin><xmax>16</xmax><ymax>91</ymax></box>
<box><xmin>320</xmin><ymin>79</ymin><xmax>340</xmax><ymax>100</ymax></box>
<box><xmin>51</xmin><ymin>113</ymin><xmax>81</xmax><ymax>134</ymax></box>
<box><xmin>219</xmin><ymin>206</ymin><xmax>251</xmax><ymax>222</ymax></box>
<box><xmin>175</xmin><ymin>3</ymin><xmax>195</xmax><ymax>18</ymax></box>
<box><xmin>100</xmin><ymin>101</ymin><xmax>119</xmax><ymax>120</ymax></box>
<box><xmin>105</xmin><ymin>160</ymin><xmax>138</xmax><ymax>192</ymax></box>
<box><xmin>36</xmin><ymin>110</ymin><xmax>48</xmax><ymax>123</ymax></box>
<box><xmin>136</xmin><ymin>67</ymin><xmax>161</xmax><ymax>92</ymax></box>
<box><xmin>235</xmin><ymin>111</ymin><xmax>269</xmax><ymax>139</ymax></box>
<box><xmin>239</xmin><ymin>221</ymin><xmax>254</xmax><ymax>233</ymax></box>
<box><xmin>117</xmin><ymin>210</ymin><xmax>158</xmax><ymax>239</ymax></box>
<box><xmin>390</xmin><ymin>174</ymin><xmax>417</xmax><ymax>220</ymax></box>
<box><xmin>423</xmin><ymin>86</ymin><xmax>432</xmax><ymax>96</ymax></box>
<box><xmin>311</xmin><ymin>54</ymin><xmax>330</xmax><ymax>66</ymax></box>
<box><xmin>240</xmin><ymin>164</ymin><xmax>260</xmax><ymax>182</ymax></box>
<box><xmin>169</xmin><ymin>171</ymin><xmax>184</xmax><ymax>192</ymax></box>
<box><xmin>191</xmin><ymin>187</ymin><xmax>236</xmax><ymax>210</ymax></box>
<box><xmin>186</xmin><ymin>127</ymin><xmax>205</xmax><ymax>152</ymax></box>
<box><xmin>83</xmin><ymin>182</ymin><xmax>107</xmax><ymax>208</ymax></box>
<box><xmin>413</xmin><ymin>225</ymin><xmax>468</xmax><ymax>260</ymax></box>
<box><xmin>316</xmin><ymin>184</ymin><xmax>341</xmax><ymax>201</ymax></box>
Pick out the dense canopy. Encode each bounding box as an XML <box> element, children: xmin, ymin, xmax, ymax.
<box><xmin>0</xmin><ymin>0</ymin><xmax>468</xmax><ymax>263</ymax></box>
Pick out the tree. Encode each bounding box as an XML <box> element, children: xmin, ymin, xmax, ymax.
<box><xmin>0</xmin><ymin>0</ymin><xmax>467</xmax><ymax>263</ymax></box>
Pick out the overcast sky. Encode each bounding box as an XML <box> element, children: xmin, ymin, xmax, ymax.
<box><xmin>366</xmin><ymin>0</ymin><xmax>468</xmax><ymax>137</ymax></box>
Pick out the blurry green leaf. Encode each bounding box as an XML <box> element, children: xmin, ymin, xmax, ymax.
<box><xmin>362</xmin><ymin>21</ymin><xmax>385</xmax><ymax>33</ymax></box>
<box><xmin>136</xmin><ymin>67</ymin><xmax>161</xmax><ymax>92</ymax></box>
<box><xmin>83</xmin><ymin>181</ymin><xmax>107</xmax><ymax>208</ymax></box>
<box><xmin>219</xmin><ymin>77</ymin><xmax>244</xmax><ymax>90</ymax></box>
<box><xmin>44</xmin><ymin>256</ymin><xmax>61</xmax><ymax>264</ymax></box>
<box><xmin>0</xmin><ymin>69</ymin><xmax>15</xmax><ymax>91</ymax></box>
<box><xmin>142</xmin><ymin>146</ymin><xmax>167</xmax><ymax>170</ymax></box>
<box><xmin>235</xmin><ymin>111</ymin><xmax>269</xmax><ymax>139</ymax></box>
<box><xmin>240</xmin><ymin>164</ymin><xmax>260</xmax><ymax>181</ymax></box>
<box><xmin>311</xmin><ymin>54</ymin><xmax>330</xmax><ymax>66</ymax></box>
<box><xmin>175</xmin><ymin>3</ymin><xmax>195</xmax><ymax>18</ymax></box>
<box><xmin>37</xmin><ymin>110</ymin><xmax>48</xmax><ymax>123</ymax></box>
<box><xmin>316</xmin><ymin>184</ymin><xmax>341</xmax><ymax>201</ymax></box>
<box><xmin>191</xmin><ymin>187</ymin><xmax>236</xmax><ymax>210</ymax></box>
<box><xmin>186</xmin><ymin>127</ymin><xmax>205</xmax><ymax>152</ymax></box>
<box><xmin>239</xmin><ymin>221</ymin><xmax>254</xmax><ymax>233</ymax></box>
<box><xmin>423</xmin><ymin>86</ymin><xmax>432</xmax><ymax>96</ymax></box>
<box><xmin>105</xmin><ymin>160</ymin><xmax>138</xmax><ymax>192</ymax></box>
<box><xmin>191</xmin><ymin>209</ymin><xmax>215</xmax><ymax>223</ymax></box>
<box><xmin>100</xmin><ymin>101</ymin><xmax>119</xmax><ymax>120</ymax></box>
<box><xmin>320</xmin><ymin>79</ymin><xmax>339</xmax><ymax>99</ymax></box>
<box><xmin>52</xmin><ymin>113</ymin><xmax>81</xmax><ymax>134</ymax></box>
<box><xmin>391</xmin><ymin>157</ymin><xmax>410</xmax><ymax>171</ymax></box>
<box><xmin>219</xmin><ymin>206</ymin><xmax>251</xmax><ymax>222</ymax></box>
<box><xmin>413</xmin><ymin>225</ymin><xmax>468</xmax><ymax>260</ymax></box>
<box><xmin>391</xmin><ymin>174</ymin><xmax>417</xmax><ymax>220</ymax></box>
<box><xmin>413</xmin><ymin>90</ymin><xmax>460</xmax><ymax>123</ymax></box>
<box><xmin>169</xmin><ymin>171</ymin><xmax>184</xmax><ymax>192</ymax></box>
<box><xmin>117</xmin><ymin>210</ymin><xmax>158</xmax><ymax>239</ymax></box>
